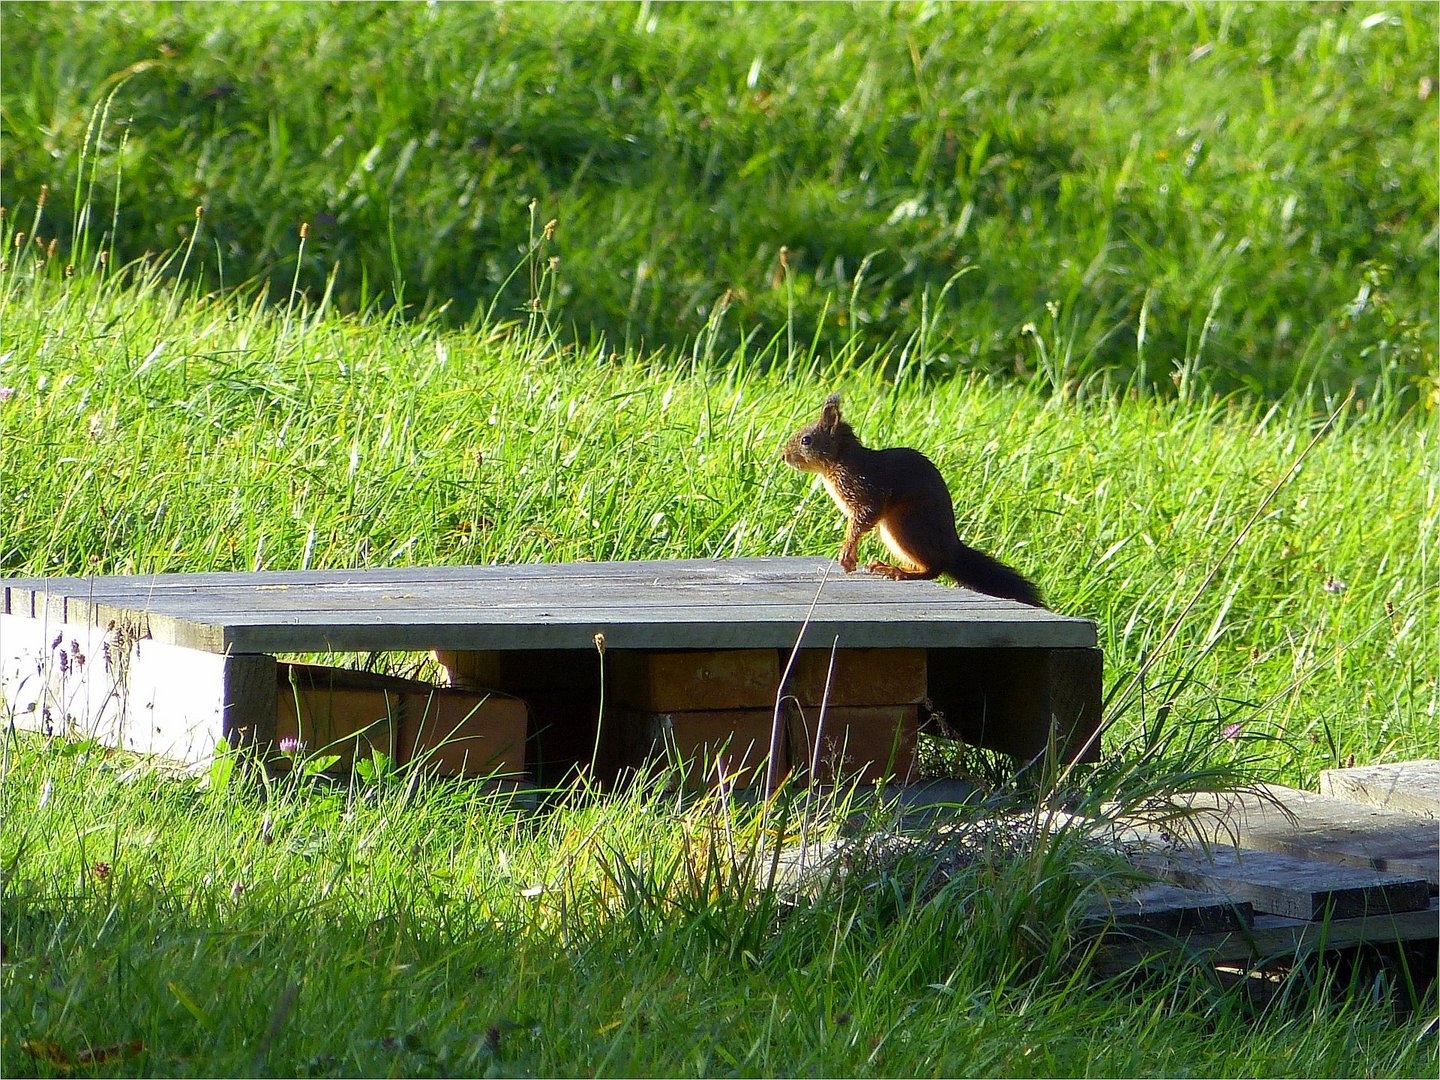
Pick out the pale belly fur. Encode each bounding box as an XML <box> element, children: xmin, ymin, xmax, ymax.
<box><xmin>817</xmin><ymin>477</ymin><xmax>920</xmax><ymax>570</ymax></box>
<box><xmin>819</xmin><ymin>476</ymin><xmax>849</xmax><ymax>516</ymax></box>
<box><xmin>877</xmin><ymin>522</ymin><xmax>922</xmax><ymax>570</ymax></box>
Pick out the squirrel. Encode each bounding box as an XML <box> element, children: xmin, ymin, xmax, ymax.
<box><xmin>782</xmin><ymin>393</ymin><xmax>1045</xmax><ymax>608</ymax></box>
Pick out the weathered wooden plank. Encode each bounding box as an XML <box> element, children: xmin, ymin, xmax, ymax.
<box><xmin>1058</xmin><ymin>807</ymin><xmax>1433</xmax><ymax>920</ymax></box>
<box><xmin>1176</xmin><ymin>785</ymin><xmax>1440</xmax><ymax>886</ymax></box>
<box><xmin>12</xmin><ymin>556</ymin><xmax>839</xmax><ymax>594</ymax></box>
<box><xmin>101</xmin><ymin>609</ymin><xmax>1090</xmax><ymax>655</ymax></box>
<box><xmin>13</xmin><ymin>573</ymin><xmax>1063</xmax><ymax>604</ymax></box>
<box><xmin>4</xmin><ymin>557</ymin><xmax>1097</xmax><ymax>656</ymax></box>
<box><xmin>6</xmin><ymin>611</ymin><xmax>1090</xmax><ymax>654</ymax></box>
<box><xmin>5</xmin><ymin>556</ymin><xmax>910</xmax><ymax>594</ymax></box>
<box><xmin>1081</xmin><ymin>882</ymin><xmax>1254</xmax><ymax>935</ymax></box>
<box><xmin>1319</xmin><ymin>760</ymin><xmax>1440</xmax><ymax>818</ymax></box>
<box><xmin>9</xmin><ymin>557</ymin><xmax>1061</xmax><ymax>605</ymax></box>
<box><xmin>1138</xmin><ymin>845</ymin><xmax>1432</xmax><ymax>921</ymax></box>
<box><xmin>2</xmin><ymin>584</ymin><xmax>34</xmax><ymax>617</ymax></box>
<box><xmin>25</xmin><ymin>595</ymin><xmax>227</xmax><ymax>654</ymax></box>
<box><xmin>1091</xmin><ymin>897</ymin><xmax>1440</xmax><ymax>974</ymax></box>
<box><xmin>5</xmin><ymin>559</ymin><xmax>1101</xmax><ymax>773</ymax></box>
<box><xmin>19</xmin><ymin>587</ymin><xmax>1074</xmax><ymax>625</ymax></box>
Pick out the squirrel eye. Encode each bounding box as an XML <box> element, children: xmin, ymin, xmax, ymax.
<box><xmin>801</xmin><ymin>434</ymin><xmax>813</xmax><ymax>446</ymax></box>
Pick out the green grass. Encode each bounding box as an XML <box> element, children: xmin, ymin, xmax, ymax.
<box><xmin>2</xmin><ymin>243</ymin><xmax>1437</xmax><ymax>1075</ymax></box>
<box><xmin>2</xmin><ymin>2</ymin><xmax>1438</xmax><ymax>1074</ymax></box>
<box><xmin>2</xmin><ymin>1</ymin><xmax>1436</xmax><ymax>402</ymax></box>
<box><xmin>3</xmin><ymin>736</ymin><xmax>1431</xmax><ymax>1078</ymax></box>
<box><xmin>2</xmin><ymin>248</ymin><xmax>1434</xmax><ymax>780</ymax></box>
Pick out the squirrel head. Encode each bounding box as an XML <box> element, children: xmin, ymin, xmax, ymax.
<box><xmin>782</xmin><ymin>392</ymin><xmax>857</xmax><ymax>473</ymax></box>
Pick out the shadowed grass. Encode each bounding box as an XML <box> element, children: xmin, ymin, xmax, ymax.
<box><xmin>1</xmin><ymin>1</ymin><xmax>1435</xmax><ymax>402</ymax></box>
<box><xmin>3</xmin><ymin>731</ymin><xmax>1435</xmax><ymax>1078</ymax></box>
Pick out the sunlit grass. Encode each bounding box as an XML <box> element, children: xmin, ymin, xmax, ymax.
<box><xmin>1</xmin><ymin>5</ymin><xmax>1437</xmax><ymax>1065</ymax></box>
<box><xmin>2</xmin><ymin>244</ymin><xmax>1433</xmax><ymax>780</ymax></box>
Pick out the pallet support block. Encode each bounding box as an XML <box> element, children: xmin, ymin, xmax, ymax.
<box><xmin>1</xmin><ymin>611</ymin><xmax>275</xmax><ymax>765</ymax></box>
<box><xmin>784</xmin><ymin>648</ymin><xmax>927</xmax><ymax>707</ymax></box>
<box><xmin>925</xmin><ymin>646</ymin><xmax>1102</xmax><ymax>763</ymax></box>
<box><xmin>280</xmin><ymin>662</ymin><xmax>528</xmax><ymax>778</ymax></box>
<box><xmin>611</xmin><ymin>649</ymin><xmax>780</xmax><ymax>712</ymax></box>
<box><xmin>787</xmin><ymin>702</ymin><xmax>920</xmax><ymax>785</ymax></box>
<box><xmin>434</xmin><ymin>648</ymin><xmax>602</xmax><ymax>695</ymax></box>
<box><xmin>433</xmin><ymin>648</ymin><xmax>611</xmax><ymax>782</ymax></box>
<box><xmin>401</xmin><ymin>692</ymin><xmax>529</xmax><ymax>778</ymax></box>
<box><xmin>277</xmin><ymin>664</ymin><xmax>403</xmax><ymax>769</ymax></box>
<box><xmin>612</xmin><ymin>708</ymin><xmax>784</xmax><ymax>789</ymax></box>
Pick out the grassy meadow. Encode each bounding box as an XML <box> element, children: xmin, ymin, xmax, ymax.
<box><xmin>2</xmin><ymin>1</ymin><xmax>1436</xmax><ymax>400</ymax></box>
<box><xmin>2</xmin><ymin>1</ymin><xmax>1438</xmax><ymax>1077</ymax></box>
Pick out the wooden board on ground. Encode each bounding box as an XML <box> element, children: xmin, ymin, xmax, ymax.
<box><xmin>1090</xmin><ymin>898</ymin><xmax>1440</xmax><ymax>975</ymax></box>
<box><xmin>1082</xmin><ymin>882</ymin><xmax>1254</xmax><ymax>935</ymax></box>
<box><xmin>1137</xmin><ymin>845</ymin><xmax>1432</xmax><ymax>921</ymax></box>
<box><xmin>1318</xmin><ymin>760</ymin><xmax>1440</xmax><ymax>818</ymax></box>
<box><xmin>2</xmin><ymin>557</ymin><xmax>1096</xmax><ymax>654</ymax></box>
<box><xmin>1175</xmin><ymin>784</ymin><xmax>1440</xmax><ymax>886</ymax></box>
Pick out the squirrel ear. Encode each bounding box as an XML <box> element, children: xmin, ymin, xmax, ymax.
<box><xmin>820</xmin><ymin>393</ymin><xmax>842</xmax><ymax>427</ymax></box>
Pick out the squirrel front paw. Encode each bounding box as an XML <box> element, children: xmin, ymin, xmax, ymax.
<box><xmin>866</xmin><ymin>560</ymin><xmax>907</xmax><ymax>581</ymax></box>
<box><xmin>838</xmin><ymin>549</ymin><xmax>859</xmax><ymax>573</ymax></box>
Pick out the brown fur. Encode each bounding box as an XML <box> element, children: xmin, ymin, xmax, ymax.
<box><xmin>782</xmin><ymin>394</ymin><xmax>1044</xmax><ymax>607</ymax></box>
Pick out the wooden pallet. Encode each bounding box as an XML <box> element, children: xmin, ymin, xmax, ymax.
<box><xmin>758</xmin><ymin>764</ymin><xmax>1437</xmax><ymax>973</ymax></box>
<box><xmin>1</xmin><ymin>557</ymin><xmax>1102</xmax><ymax>781</ymax></box>
<box><xmin>1083</xmin><ymin>762</ymin><xmax>1440</xmax><ymax>972</ymax></box>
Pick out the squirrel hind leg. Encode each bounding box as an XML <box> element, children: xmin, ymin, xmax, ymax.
<box><xmin>866</xmin><ymin>559</ymin><xmax>940</xmax><ymax>581</ymax></box>
<box><xmin>875</xmin><ymin>517</ymin><xmax>952</xmax><ymax>581</ymax></box>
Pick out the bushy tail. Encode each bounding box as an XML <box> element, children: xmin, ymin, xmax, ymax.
<box><xmin>948</xmin><ymin>543</ymin><xmax>1046</xmax><ymax>608</ymax></box>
